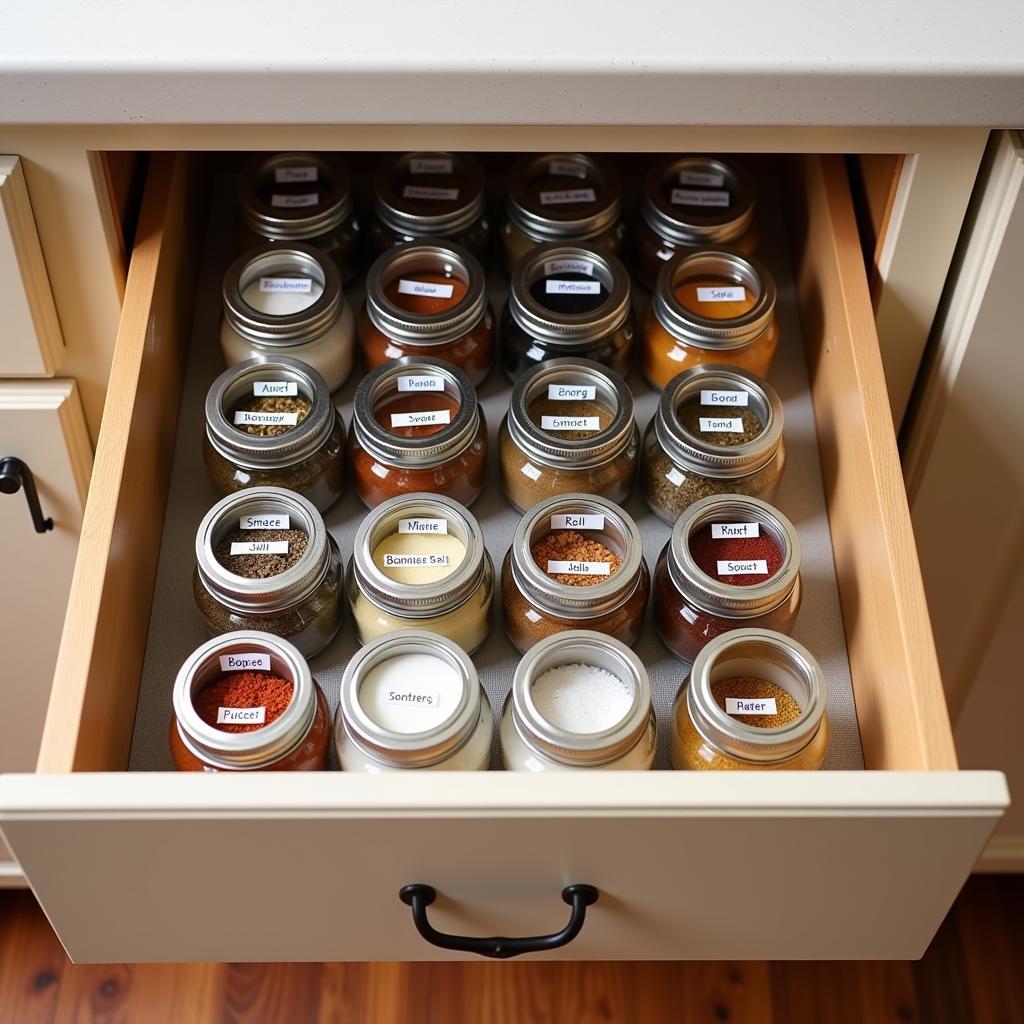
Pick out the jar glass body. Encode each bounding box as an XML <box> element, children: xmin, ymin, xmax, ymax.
<box><xmin>368</xmin><ymin>215</ymin><xmax>490</xmax><ymax>266</ymax></box>
<box><xmin>501</xmin><ymin>218</ymin><xmax>625</xmax><ymax>275</ymax></box>
<box><xmin>238</xmin><ymin>214</ymin><xmax>361</xmax><ymax>286</ymax></box>
<box><xmin>633</xmin><ymin>217</ymin><xmax>760</xmax><ymax>293</ymax></box>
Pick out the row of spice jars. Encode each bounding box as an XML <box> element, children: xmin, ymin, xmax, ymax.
<box><xmin>238</xmin><ymin>150</ymin><xmax>757</xmax><ymax>283</ymax></box>
<box><xmin>170</xmin><ymin>625</ymin><xmax>827</xmax><ymax>773</ymax></box>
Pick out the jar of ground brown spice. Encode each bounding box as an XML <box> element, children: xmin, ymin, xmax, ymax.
<box><xmin>502</xmin><ymin>494</ymin><xmax>649</xmax><ymax>653</ymax></box>
<box><xmin>653</xmin><ymin>494</ymin><xmax>802</xmax><ymax>661</ymax></box>
<box><xmin>170</xmin><ymin>631</ymin><xmax>330</xmax><ymax>772</ymax></box>
<box><xmin>348</xmin><ymin>357</ymin><xmax>487</xmax><ymax>508</ymax></box>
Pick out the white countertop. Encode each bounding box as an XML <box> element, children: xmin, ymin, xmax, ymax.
<box><xmin>2</xmin><ymin>1</ymin><xmax>1023</xmax><ymax>127</ymax></box>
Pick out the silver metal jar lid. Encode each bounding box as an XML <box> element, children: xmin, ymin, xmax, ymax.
<box><xmin>204</xmin><ymin>356</ymin><xmax>340</xmax><ymax>471</ymax></box>
<box><xmin>684</xmin><ymin>628</ymin><xmax>827</xmax><ymax>765</ymax></box>
<box><xmin>509</xmin><ymin>493</ymin><xmax>646</xmax><ymax>618</ymax></box>
<box><xmin>373</xmin><ymin>152</ymin><xmax>486</xmax><ymax>237</ymax></box>
<box><xmin>351</xmin><ymin>493</ymin><xmax>490</xmax><ymax>618</ymax></box>
<box><xmin>641</xmin><ymin>156</ymin><xmax>756</xmax><ymax>246</ymax></box>
<box><xmin>222</xmin><ymin>242</ymin><xmax>343</xmax><ymax>346</ymax></box>
<box><xmin>195</xmin><ymin>486</ymin><xmax>335</xmax><ymax>615</ymax></box>
<box><xmin>238</xmin><ymin>152</ymin><xmax>354</xmax><ymax>242</ymax></box>
<box><xmin>653</xmin><ymin>364</ymin><xmax>784</xmax><ymax>479</ymax></box>
<box><xmin>652</xmin><ymin>248</ymin><xmax>776</xmax><ymax>349</ymax></box>
<box><xmin>505</xmin><ymin>357</ymin><xmax>636</xmax><ymax>471</ymax></box>
<box><xmin>336</xmin><ymin>629</ymin><xmax>485</xmax><ymax>769</ymax></box>
<box><xmin>172</xmin><ymin>630</ymin><xmax>317</xmax><ymax>771</ymax></box>
<box><xmin>667</xmin><ymin>494</ymin><xmax>801</xmax><ymax>617</ymax></box>
<box><xmin>508</xmin><ymin>243</ymin><xmax>631</xmax><ymax>347</ymax></box>
<box><xmin>510</xmin><ymin>630</ymin><xmax>654</xmax><ymax>767</ymax></box>
<box><xmin>506</xmin><ymin>153</ymin><xmax>621</xmax><ymax>242</ymax></box>
<box><xmin>364</xmin><ymin>240</ymin><xmax>488</xmax><ymax>347</ymax></box>
<box><xmin>352</xmin><ymin>356</ymin><xmax>481</xmax><ymax>469</ymax></box>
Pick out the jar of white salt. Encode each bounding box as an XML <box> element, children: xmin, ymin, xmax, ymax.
<box><xmin>500</xmin><ymin>630</ymin><xmax>655</xmax><ymax>771</ymax></box>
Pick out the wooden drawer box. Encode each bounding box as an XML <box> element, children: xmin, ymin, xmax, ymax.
<box><xmin>0</xmin><ymin>152</ymin><xmax>1007</xmax><ymax>964</ymax></box>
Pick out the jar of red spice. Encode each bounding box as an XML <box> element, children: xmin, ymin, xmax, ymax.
<box><xmin>360</xmin><ymin>240</ymin><xmax>494</xmax><ymax>386</ymax></box>
<box><xmin>653</xmin><ymin>494</ymin><xmax>802</xmax><ymax>661</ymax></box>
<box><xmin>502</xmin><ymin>494</ymin><xmax>649</xmax><ymax>653</ymax></box>
<box><xmin>348</xmin><ymin>357</ymin><xmax>487</xmax><ymax>508</ymax></box>
<box><xmin>170</xmin><ymin>631</ymin><xmax>331</xmax><ymax>772</ymax></box>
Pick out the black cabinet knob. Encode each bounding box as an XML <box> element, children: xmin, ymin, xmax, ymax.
<box><xmin>0</xmin><ymin>457</ymin><xmax>54</xmax><ymax>533</ymax></box>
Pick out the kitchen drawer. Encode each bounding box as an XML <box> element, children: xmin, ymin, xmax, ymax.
<box><xmin>0</xmin><ymin>153</ymin><xmax>1007</xmax><ymax>964</ymax></box>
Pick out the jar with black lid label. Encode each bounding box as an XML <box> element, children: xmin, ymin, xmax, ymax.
<box><xmin>500</xmin><ymin>244</ymin><xmax>634</xmax><ymax>380</ymax></box>
<box><xmin>237</xmin><ymin>152</ymin><xmax>361</xmax><ymax>284</ymax></box>
<box><xmin>203</xmin><ymin>356</ymin><xmax>345</xmax><ymax>512</ymax></box>
<box><xmin>499</xmin><ymin>357</ymin><xmax>638</xmax><ymax>512</ymax></box>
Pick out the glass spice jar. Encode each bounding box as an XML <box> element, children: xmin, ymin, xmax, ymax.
<box><xmin>641</xmin><ymin>248</ymin><xmax>778</xmax><ymax>389</ymax></box>
<box><xmin>221</xmin><ymin>242</ymin><xmax>355</xmax><ymax>392</ymax></box>
<box><xmin>499</xmin><ymin>357</ymin><xmax>638</xmax><ymax>512</ymax></box>
<box><xmin>633</xmin><ymin>156</ymin><xmax>758</xmax><ymax>291</ymax></box>
<box><xmin>501</xmin><ymin>244</ymin><xmax>634</xmax><ymax>379</ymax></box>
<box><xmin>359</xmin><ymin>240</ymin><xmax>494</xmax><ymax>386</ymax></box>
<box><xmin>653</xmin><ymin>494</ymin><xmax>802</xmax><ymax>661</ymax></box>
<box><xmin>193</xmin><ymin>487</ymin><xmax>343</xmax><ymax>659</ymax></box>
<box><xmin>368</xmin><ymin>152</ymin><xmax>490</xmax><ymax>264</ymax></box>
<box><xmin>334</xmin><ymin>630</ymin><xmax>492</xmax><ymax>772</ymax></box>
<box><xmin>502</xmin><ymin>493</ymin><xmax>649</xmax><ymax>653</ymax></box>
<box><xmin>640</xmin><ymin>364</ymin><xmax>785</xmax><ymax>523</ymax></box>
<box><xmin>502</xmin><ymin>153</ymin><xmax>625</xmax><ymax>271</ymax></box>
<box><xmin>348</xmin><ymin>357</ymin><xmax>487</xmax><ymax>509</ymax></box>
<box><xmin>237</xmin><ymin>152</ymin><xmax>361</xmax><ymax>284</ymax></box>
<box><xmin>170</xmin><ymin>630</ymin><xmax>331</xmax><ymax>772</ymax></box>
<box><xmin>670</xmin><ymin>627</ymin><xmax>829</xmax><ymax>771</ymax></box>
<box><xmin>348</xmin><ymin>493</ymin><xmax>494</xmax><ymax>653</ymax></box>
<box><xmin>500</xmin><ymin>630</ymin><xmax>656</xmax><ymax>771</ymax></box>
<box><xmin>202</xmin><ymin>356</ymin><xmax>346</xmax><ymax>512</ymax></box>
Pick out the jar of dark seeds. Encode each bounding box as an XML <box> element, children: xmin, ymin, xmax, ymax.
<box><xmin>193</xmin><ymin>487</ymin><xmax>343</xmax><ymax>658</ymax></box>
<box><xmin>640</xmin><ymin>364</ymin><xmax>785</xmax><ymax>523</ymax></box>
<box><xmin>203</xmin><ymin>357</ymin><xmax>346</xmax><ymax>512</ymax></box>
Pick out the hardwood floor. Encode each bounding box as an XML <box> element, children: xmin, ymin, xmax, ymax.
<box><xmin>0</xmin><ymin>876</ymin><xmax>1021</xmax><ymax>1023</ymax></box>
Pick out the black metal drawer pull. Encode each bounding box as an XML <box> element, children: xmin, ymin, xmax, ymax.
<box><xmin>0</xmin><ymin>457</ymin><xmax>53</xmax><ymax>533</ymax></box>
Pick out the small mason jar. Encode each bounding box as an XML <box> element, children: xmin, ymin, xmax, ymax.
<box><xmin>348</xmin><ymin>357</ymin><xmax>487</xmax><ymax>508</ymax></box>
<box><xmin>203</xmin><ymin>357</ymin><xmax>345</xmax><ymax>512</ymax></box>
<box><xmin>670</xmin><ymin>628</ymin><xmax>829</xmax><ymax>771</ymax></box>
<box><xmin>653</xmin><ymin>494</ymin><xmax>802</xmax><ymax>661</ymax></box>
<box><xmin>237</xmin><ymin>152</ymin><xmax>361</xmax><ymax>284</ymax></box>
<box><xmin>633</xmin><ymin>156</ymin><xmax>758</xmax><ymax>290</ymax></box>
<box><xmin>334</xmin><ymin>630</ymin><xmax>492</xmax><ymax>772</ymax></box>
<box><xmin>221</xmin><ymin>242</ymin><xmax>355</xmax><ymax>392</ymax></box>
<box><xmin>193</xmin><ymin>487</ymin><xmax>343</xmax><ymax>658</ymax></box>
<box><xmin>499</xmin><ymin>357</ymin><xmax>638</xmax><ymax>512</ymax></box>
<box><xmin>359</xmin><ymin>240</ymin><xmax>494</xmax><ymax>385</ymax></box>
<box><xmin>368</xmin><ymin>152</ymin><xmax>490</xmax><ymax>263</ymax></box>
<box><xmin>641</xmin><ymin>248</ymin><xmax>778</xmax><ymax>389</ymax></box>
<box><xmin>500</xmin><ymin>630</ymin><xmax>656</xmax><ymax>771</ymax></box>
<box><xmin>502</xmin><ymin>493</ymin><xmax>649</xmax><ymax>653</ymax></box>
<box><xmin>502</xmin><ymin>153</ymin><xmax>624</xmax><ymax>271</ymax></box>
<box><xmin>501</xmin><ymin>244</ymin><xmax>634</xmax><ymax>379</ymax></box>
<box><xmin>640</xmin><ymin>364</ymin><xmax>785</xmax><ymax>523</ymax></box>
<box><xmin>170</xmin><ymin>631</ymin><xmax>331</xmax><ymax>772</ymax></box>
<box><xmin>348</xmin><ymin>493</ymin><xmax>493</xmax><ymax>653</ymax></box>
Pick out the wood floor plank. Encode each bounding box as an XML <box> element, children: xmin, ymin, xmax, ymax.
<box><xmin>684</xmin><ymin>962</ymin><xmax>774</xmax><ymax>1024</ymax></box>
<box><xmin>770</xmin><ymin>963</ymin><xmax>862</xmax><ymax>1024</ymax></box>
<box><xmin>222</xmin><ymin>961</ymin><xmax>323</xmax><ymax>1024</ymax></box>
<box><xmin>856</xmin><ymin>962</ymin><xmax>919</xmax><ymax>1023</ymax></box>
<box><xmin>911</xmin><ymin>893</ymin><xmax>974</xmax><ymax>1024</ymax></box>
<box><xmin>0</xmin><ymin>890</ymin><xmax>66</xmax><ymax>1024</ymax></box>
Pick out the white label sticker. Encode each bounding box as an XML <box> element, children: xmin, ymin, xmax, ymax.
<box><xmin>383</xmin><ymin>553</ymin><xmax>450</xmax><ymax>568</ymax></box>
<box><xmin>521</xmin><ymin>463</ymin><xmax>542</xmax><ymax>481</ymax></box>
<box><xmin>548</xmin><ymin>159</ymin><xmax>588</xmax><ymax>179</ymax></box>
<box><xmin>726</xmin><ymin>697</ymin><xmax>778</xmax><ymax>716</ymax></box>
<box><xmin>397</xmin><ymin>279</ymin><xmax>454</xmax><ymax>299</ymax></box>
<box><xmin>700</xmin><ymin>389</ymin><xmax>750</xmax><ymax>407</ymax></box>
<box><xmin>711</xmin><ymin>522</ymin><xmax>760</xmax><ymax>539</ymax></box>
<box><xmin>717</xmin><ymin>559</ymin><xmax>770</xmax><ymax>575</ymax></box>
<box><xmin>545</xmin><ymin>280</ymin><xmax>601</xmax><ymax>295</ymax></box>
<box><xmin>270</xmin><ymin>192</ymin><xmax>319</xmax><ymax>208</ymax></box>
<box><xmin>546</xmin><ymin>560</ymin><xmax>612</xmax><ymax>576</ymax></box>
<box><xmin>409</xmin><ymin>157</ymin><xmax>453</xmax><ymax>175</ymax></box>
<box><xmin>551</xmin><ymin>514</ymin><xmax>605</xmax><ymax>530</ymax></box>
<box><xmin>385</xmin><ymin>687</ymin><xmax>441</xmax><ymax>708</ymax></box>
<box><xmin>665</xmin><ymin>467</ymin><xmax>686</xmax><ymax>486</ymax></box>
<box><xmin>259</xmin><ymin>277</ymin><xmax>313</xmax><ymax>294</ymax></box>
<box><xmin>671</xmin><ymin>188</ymin><xmax>730</xmax><ymax>208</ymax></box>
<box><xmin>541</xmin><ymin>415</ymin><xmax>601</xmax><ymax>431</ymax></box>
<box><xmin>525</xmin><ymin>345</ymin><xmax>546</xmax><ymax>362</ymax></box>
<box><xmin>398</xmin><ymin>518</ymin><xmax>448</xmax><ymax>535</ymax></box>
<box><xmin>396</xmin><ymin>375</ymin><xmax>445</xmax><ymax>392</ymax></box>
<box><xmin>217</xmin><ymin>706</ymin><xmax>267</xmax><ymax>725</ymax></box>
<box><xmin>218</xmin><ymin>652</ymin><xmax>271</xmax><ymax>672</ymax></box>
<box><xmin>539</xmin><ymin>188</ymin><xmax>597</xmax><ymax>206</ymax></box>
<box><xmin>252</xmin><ymin>380</ymin><xmax>299</xmax><ymax>397</ymax></box>
<box><xmin>402</xmin><ymin>185</ymin><xmax>459</xmax><ymax>201</ymax></box>
<box><xmin>274</xmin><ymin>165</ymin><xmax>318</xmax><ymax>183</ymax></box>
<box><xmin>390</xmin><ymin>410</ymin><xmax>451</xmax><ymax>428</ymax></box>
<box><xmin>547</xmin><ymin>384</ymin><xmax>597</xmax><ymax>401</ymax></box>
<box><xmin>543</xmin><ymin>258</ymin><xmax>595</xmax><ymax>277</ymax></box>
<box><xmin>233</xmin><ymin>410</ymin><xmax>300</xmax><ymax>427</ymax></box>
<box><xmin>696</xmin><ymin>285</ymin><xmax>747</xmax><ymax>303</ymax></box>
<box><xmin>678</xmin><ymin>169</ymin><xmax>726</xmax><ymax>187</ymax></box>
<box><xmin>230</xmin><ymin>540</ymin><xmax>290</xmax><ymax>555</ymax></box>
<box><xmin>239</xmin><ymin>514</ymin><xmax>290</xmax><ymax>531</ymax></box>
<box><xmin>699</xmin><ymin>417</ymin><xmax>744</xmax><ymax>433</ymax></box>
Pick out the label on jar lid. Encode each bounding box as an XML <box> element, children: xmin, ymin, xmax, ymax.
<box><xmin>717</xmin><ymin>559</ymin><xmax>769</xmax><ymax>575</ymax></box>
<box><xmin>398</xmin><ymin>518</ymin><xmax>448</xmax><ymax>534</ymax></box>
<box><xmin>545</xmin><ymin>280</ymin><xmax>601</xmax><ymax>295</ymax></box>
<box><xmin>701</xmin><ymin>389</ymin><xmax>749</xmax><ymax>407</ymax></box>
<box><xmin>230</xmin><ymin>540</ymin><xmax>290</xmax><ymax>555</ymax></box>
<box><xmin>384</xmin><ymin>687</ymin><xmax>441</xmax><ymax>708</ymax></box>
<box><xmin>274</xmin><ymin>165</ymin><xmax>318</xmax><ymax>183</ymax></box>
<box><xmin>671</xmin><ymin>188</ymin><xmax>730</xmax><ymax>208</ymax></box>
<box><xmin>390</xmin><ymin>409</ymin><xmax>451</xmax><ymax>428</ymax></box>
<box><xmin>259</xmin><ymin>277</ymin><xmax>313</xmax><ymax>294</ymax></box>
<box><xmin>234</xmin><ymin>410</ymin><xmax>300</xmax><ymax>427</ymax></box>
<box><xmin>539</xmin><ymin>188</ymin><xmax>597</xmax><ymax>206</ymax></box>
<box><xmin>548</xmin><ymin>383</ymin><xmax>597</xmax><ymax>401</ymax></box>
<box><xmin>696</xmin><ymin>285</ymin><xmax>746</xmax><ymax>303</ymax></box>
<box><xmin>253</xmin><ymin>381</ymin><xmax>299</xmax><ymax>397</ymax></box>
<box><xmin>546</xmin><ymin>560</ymin><xmax>612</xmax><ymax>576</ymax></box>
<box><xmin>240</xmin><ymin>514</ymin><xmax>290</xmax><ymax>530</ymax></box>
<box><xmin>725</xmin><ymin>697</ymin><xmax>777</xmax><ymax>716</ymax></box>
<box><xmin>409</xmin><ymin>157</ymin><xmax>453</xmax><ymax>175</ymax></box>
<box><xmin>541</xmin><ymin>415</ymin><xmax>601</xmax><ymax>431</ymax></box>
<box><xmin>548</xmin><ymin>159</ymin><xmax>588</xmax><ymax>180</ymax></box>
<box><xmin>217</xmin><ymin>706</ymin><xmax>267</xmax><ymax>725</ymax></box>
<box><xmin>665</xmin><ymin>467</ymin><xmax>686</xmax><ymax>486</ymax></box>
<box><xmin>678</xmin><ymin>168</ymin><xmax>726</xmax><ymax>187</ymax></box>
<box><xmin>270</xmin><ymin>192</ymin><xmax>319</xmax><ymax>208</ymax></box>
<box><xmin>397</xmin><ymin>375</ymin><xmax>445</xmax><ymax>392</ymax></box>
<box><xmin>383</xmin><ymin>553</ymin><xmax>451</xmax><ymax>568</ymax></box>
<box><xmin>551</xmin><ymin>514</ymin><xmax>605</xmax><ymax>530</ymax></box>
<box><xmin>218</xmin><ymin>652</ymin><xmax>271</xmax><ymax>672</ymax></box>
<box><xmin>402</xmin><ymin>185</ymin><xmax>459</xmax><ymax>201</ymax></box>
<box><xmin>699</xmin><ymin>416</ymin><xmax>744</xmax><ymax>432</ymax></box>
<box><xmin>543</xmin><ymin>258</ymin><xmax>595</xmax><ymax>277</ymax></box>
<box><xmin>397</xmin><ymin>279</ymin><xmax>454</xmax><ymax>299</ymax></box>
<box><xmin>711</xmin><ymin>522</ymin><xmax>760</xmax><ymax>539</ymax></box>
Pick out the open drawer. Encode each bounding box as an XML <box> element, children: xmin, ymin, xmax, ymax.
<box><xmin>0</xmin><ymin>152</ymin><xmax>1007</xmax><ymax>964</ymax></box>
